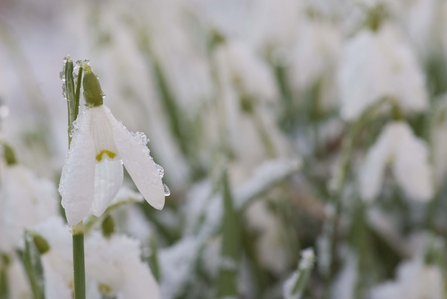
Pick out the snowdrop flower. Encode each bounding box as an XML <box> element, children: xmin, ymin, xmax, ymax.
<box><xmin>289</xmin><ymin>18</ymin><xmax>342</xmax><ymax>108</ymax></box>
<box><xmin>338</xmin><ymin>24</ymin><xmax>429</xmax><ymax>121</ymax></box>
<box><xmin>331</xmin><ymin>250</ymin><xmax>357</xmax><ymax>299</ymax></box>
<box><xmin>399</xmin><ymin>0</ymin><xmax>440</xmax><ymax>60</ymax></box>
<box><xmin>85</xmin><ymin>232</ymin><xmax>161</xmax><ymax>299</ymax></box>
<box><xmin>59</xmin><ymin>67</ymin><xmax>167</xmax><ymax>226</ymax></box>
<box><xmin>35</xmin><ymin>217</ymin><xmax>161</xmax><ymax>299</ymax></box>
<box><xmin>246</xmin><ymin>201</ymin><xmax>291</xmax><ymax>274</ymax></box>
<box><xmin>159</xmin><ymin>237</ymin><xmax>199</xmax><ymax>299</ymax></box>
<box><xmin>34</xmin><ymin>217</ymin><xmax>76</xmax><ymax>298</ymax></box>
<box><xmin>370</xmin><ymin>259</ymin><xmax>443</xmax><ymax>299</ymax></box>
<box><xmin>359</xmin><ymin>121</ymin><xmax>433</xmax><ymax>202</ymax></box>
<box><xmin>212</xmin><ymin>41</ymin><xmax>290</xmax><ymax>169</ymax></box>
<box><xmin>214</xmin><ymin>41</ymin><xmax>278</xmax><ymax>101</ymax></box>
<box><xmin>0</xmin><ymin>145</ymin><xmax>59</xmax><ymax>252</ymax></box>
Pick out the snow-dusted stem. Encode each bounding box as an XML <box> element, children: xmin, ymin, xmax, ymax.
<box><xmin>325</xmin><ymin>99</ymin><xmax>386</xmax><ymax>298</ymax></box>
<box><xmin>72</xmin><ymin>222</ymin><xmax>86</xmax><ymax>299</ymax></box>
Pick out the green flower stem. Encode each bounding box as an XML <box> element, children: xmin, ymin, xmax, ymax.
<box><xmin>62</xmin><ymin>56</ymin><xmax>86</xmax><ymax>299</ymax></box>
<box><xmin>216</xmin><ymin>171</ymin><xmax>240</xmax><ymax>298</ymax></box>
<box><xmin>72</xmin><ymin>222</ymin><xmax>86</xmax><ymax>299</ymax></box>
<box><xmin>324</xmin><ymin>99</ymin><xmax>387</xmax><ymax>299</ymax></box>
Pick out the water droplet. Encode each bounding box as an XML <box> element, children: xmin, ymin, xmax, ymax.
<box><xmin>59</xmin><ymin>70</ymin><xmax>65</xmax><ymax>81</ymax></box>
<box><xmin>163</xmin><ymin>184</ymin><xmax>170</xmax><ymax>196</ymax></box>
<box><xmin>156</xmin><ymin>164</ymin><xmax>164</xmax><ymax>178</ymax></box>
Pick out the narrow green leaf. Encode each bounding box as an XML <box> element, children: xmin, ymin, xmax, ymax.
<box><xmin>18</xmin><ymin>231</ymin><xmax>45</xmax><ymax>299</ymax></box>
<box><xmin>148</xmin><ymin>236</ymin><xmax>160</xmax><ymax>282</ymax></box>
<box><xmin>62</xmin><ymin>56</ymin><xmax>76</xmax><ymax>145</ymax></box>
<box><xmin>0</xmin><ymin>254</ymin><xmax>10</xmax><ymax>299</ymax></box>
<box><xmin>216</xmin><ymin>171</ymin><xmax>240</xmax><ymax>298</ymax></box>
<box><xmin>284</xmin><ymin>248</ymin><xmax>316</xmax><ymax>299</ymax></box>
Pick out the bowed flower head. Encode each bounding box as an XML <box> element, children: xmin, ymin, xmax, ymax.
<box><xmin>59</xmin><ymin>66</ymin><xmax>167</xmax><ymax>226</ymax></box>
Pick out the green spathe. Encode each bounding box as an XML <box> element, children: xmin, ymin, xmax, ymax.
<box><xmin>83</xmin><ymin>66</ymin><xmax>103</xmax><ymax>107</ymax></box>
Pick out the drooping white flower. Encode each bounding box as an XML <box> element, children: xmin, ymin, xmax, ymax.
<box><xmin>86</xmin><ymin>233</ymin><xmax>161</xmax><ymax>299</ymax></box>
<box><xmin>34</xmin><ymin>217</ymin><xmax>76</xmax><ymax>299</ymax></box>
<box><xmin>59</xmin><ymin>68</ymin><xmax>167</xmax><ymax>226</ymax></box>
<box><xmin>246</xmin><ymin>201</ymin><xmax>291</xmax><ymax>274</ymax></box>
<box><xmin>214</xmin><ymin>41</ymin><xmax>278</xmax><ymax>102</ymax></box>
<box><xmin>35</xmin><ymin>217</ymin><xmax>161</xmax><ymax>299</ymax></box>
<box><xmin>338</xmin><ymin>24</ymin><xmax>429</xmax><ymax>121</ymax></box>
<box><xmin>331</xmin><ymin>249</ymin><xmax>357</xmax><ymax>299</ymax></box>
<box><xmin>359</xmin><ymin>121</ymin><xmax>433</xmax><ymax>202</ymax></box>
<box><xmin>159</xmin><ymin>237</ymin><xmax>200</xmax><ymax>299</ymax></box>
<box><xmin>289</xmin><ymin>17</ymin><xmax>342</xmax><ymax>110</ymax></box>
<box><xmin>370</xmin><ymin>259</ymin><xmax>444</xmax><ymax>299</ymax></box>
<box><xmin>211</xmin><ymin>41</ymin><xmax>290</xmax><ymax>169</ymax></box>
<box><xmin>0</xmin><ymin>162</ymin><xmax>59</xmax><ymax>253</ymax></box>
<box><xmin>399</xmin><ymin>0</ymin><xmax>440</xmax><ymax>60</ymax></box>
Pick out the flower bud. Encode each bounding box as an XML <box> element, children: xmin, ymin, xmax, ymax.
<box><xmin>3</xmin><ymin>143</ymin><xmax>17</xmax><ymax>166</ymax></box>
<box><xmin>83</xmin><ymin>66</ymin><xmax>103</xmax><ymax>107</ymax></box>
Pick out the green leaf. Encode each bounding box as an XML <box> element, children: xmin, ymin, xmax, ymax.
<box><xmin>18</xmin><ymin>231</ymin><xmax>45</xmax><ymax>299</ymax></box>
<box><xmin>216</xmin><ymin>171</ymin><xmax>240</xmax><ymax>298</ymax></box>
<box><xmin>0</xmin><ymin>254</ymin><xmax>10</xmax><ymax>299</ymax></box>
<box><xmin>284</xmin><ymin>248</ymin><xmax>316</xmax><ymax>299</ymax></box>
<box><xmin>148</xmin><ymin>236</ymin><xmax>160</xmax><ymax>282</ymax></box>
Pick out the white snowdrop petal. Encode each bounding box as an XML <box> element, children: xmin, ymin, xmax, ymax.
<box><xmin>371</xmin><ymin>260</ymin><xmax>443</xmax><ymax>299</ymax></box>
<box><xmin>392</xmin><ymin>124</ymin><xmax>434</xmax><ymax>201</ymax></box>
<box><xmin>360</xmin><ymin>122</ymin><xmax>434</xmax><ymax>202</ymax></box>
<box><xmin>339</xmin><ymin>24</ymin><xmax>428</xmax><ymax>121</ymax></box>
<box><xmin>90</xmin><ymin>159</ymin><xmax>124</xmax><ymax>217</ymax></box>
<box><xmin>90</xmin><ymin>106</ymin><xmax>119</xmax><ymax>162</ymax></box>
<box><xmin>359</xmin><ymin>124</ymin><xmax>395</xmax><ymax>201</ymax></box>
<box><xmin>59</xmin><ymin>109</ymin><xmax>97</xmax><ymax>226</ymax></box>
<box><xmin>8</xmin><ymin>260</ymin><xmax>32</xmax><ymax>299</ymax></box>
<box><xmin>1</xmin><ymin>165</ymin><xmax>60</xmax><ymax>250</ymax></box>
<box><xmin>85</xmin><ymin>233</ymin><xmax>161</xmax><ymax>298</ymax></box>
<box><xmin>103</xmin><ymin>106</ymin><xmax>165</xmax><ymax>210</ymax></box>
<box><xmin>43</xmin><ymin>257</ymin><xmax>72</xmax><ymax>299</ymax></box>
<box><xmin>119</xmin><ymin>259</ymin><xmax>161</xmax><ymax>299</ymax></box>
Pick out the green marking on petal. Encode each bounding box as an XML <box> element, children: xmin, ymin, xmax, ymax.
<box><xmin>98</xmin><ymin>283</ymin><xmax>113</xmax><ymax>295</ymax></box>
<box><xmin>96</xmin><ymin>150</ymin><xmax>117</xmax><ymax>162</ymax></box>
